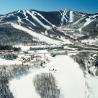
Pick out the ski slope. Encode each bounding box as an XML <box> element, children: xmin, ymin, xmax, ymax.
<box><xmin>78</xmin><ymin>16</ymin><xmax>95</xmax><ymax>32</ymax></box>
<box><xmin>69</xmin><ymin>11</ymin><xmax>74</xmax><ymax>22</ymax></box>
<box><xmin>9</xmin><ymin>55</ymin><xmax>87</xmax><ymax>98</ymax></box>
<box><xmin>11</xmin><ymin>23</ymin><xmax>63</xmax><ymax>45</ymax></box>
<box><xmin>26</xmin><ymin>10</ymin><xmax>52</xmax><ymax>30</ymax></box>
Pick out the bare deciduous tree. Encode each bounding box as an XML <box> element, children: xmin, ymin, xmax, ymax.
<box><xmin>33</xmin><ymin>73</ymin><xmax>60</xmax><ymax>98</ymax></box>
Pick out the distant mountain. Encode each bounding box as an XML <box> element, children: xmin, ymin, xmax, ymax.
<box><xmin>0</xmin><ymin>9</ymin><xmax>98</xmax><ymax>46</ymax></box>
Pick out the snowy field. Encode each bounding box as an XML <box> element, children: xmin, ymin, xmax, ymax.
<box><xmin>8</xmin><ymin>55</ymin><xmax>98</xmax><ymax>98</ymax></box>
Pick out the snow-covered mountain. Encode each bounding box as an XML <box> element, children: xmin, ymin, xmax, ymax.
<box><xmin>0</xmin><ymin>9</ymin><xmax>98</xmax><ymax>46</ymax></box>
<box><xmin>0</xmin><ymin>9</ymin><xmax>98</xmax><ymax>98</ymax></box>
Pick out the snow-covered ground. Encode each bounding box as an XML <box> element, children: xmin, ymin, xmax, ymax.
<box><xmin>81</xmin><ymin>37</ymin><xmax>98</xmax><ymax>46</ymax></box>
<box><xmin>85</xmin><ymin>73</ymin><xmax>98</xmax><ymax>98</ymax></box>
<box><xmin>0</xmin><ymin>58</ymin><xmax>22</xmax><ymax>65</ymax></box>
<box><xmin>9</xmin><ymin>55</ymin><xmax>88</xmax><ymax>98</ymax></box>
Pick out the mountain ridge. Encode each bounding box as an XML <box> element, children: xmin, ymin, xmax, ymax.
<box><xmin>0</xmin><ymin>9</ymin><xmax>98</xmax><ymax>46</ymax></box>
